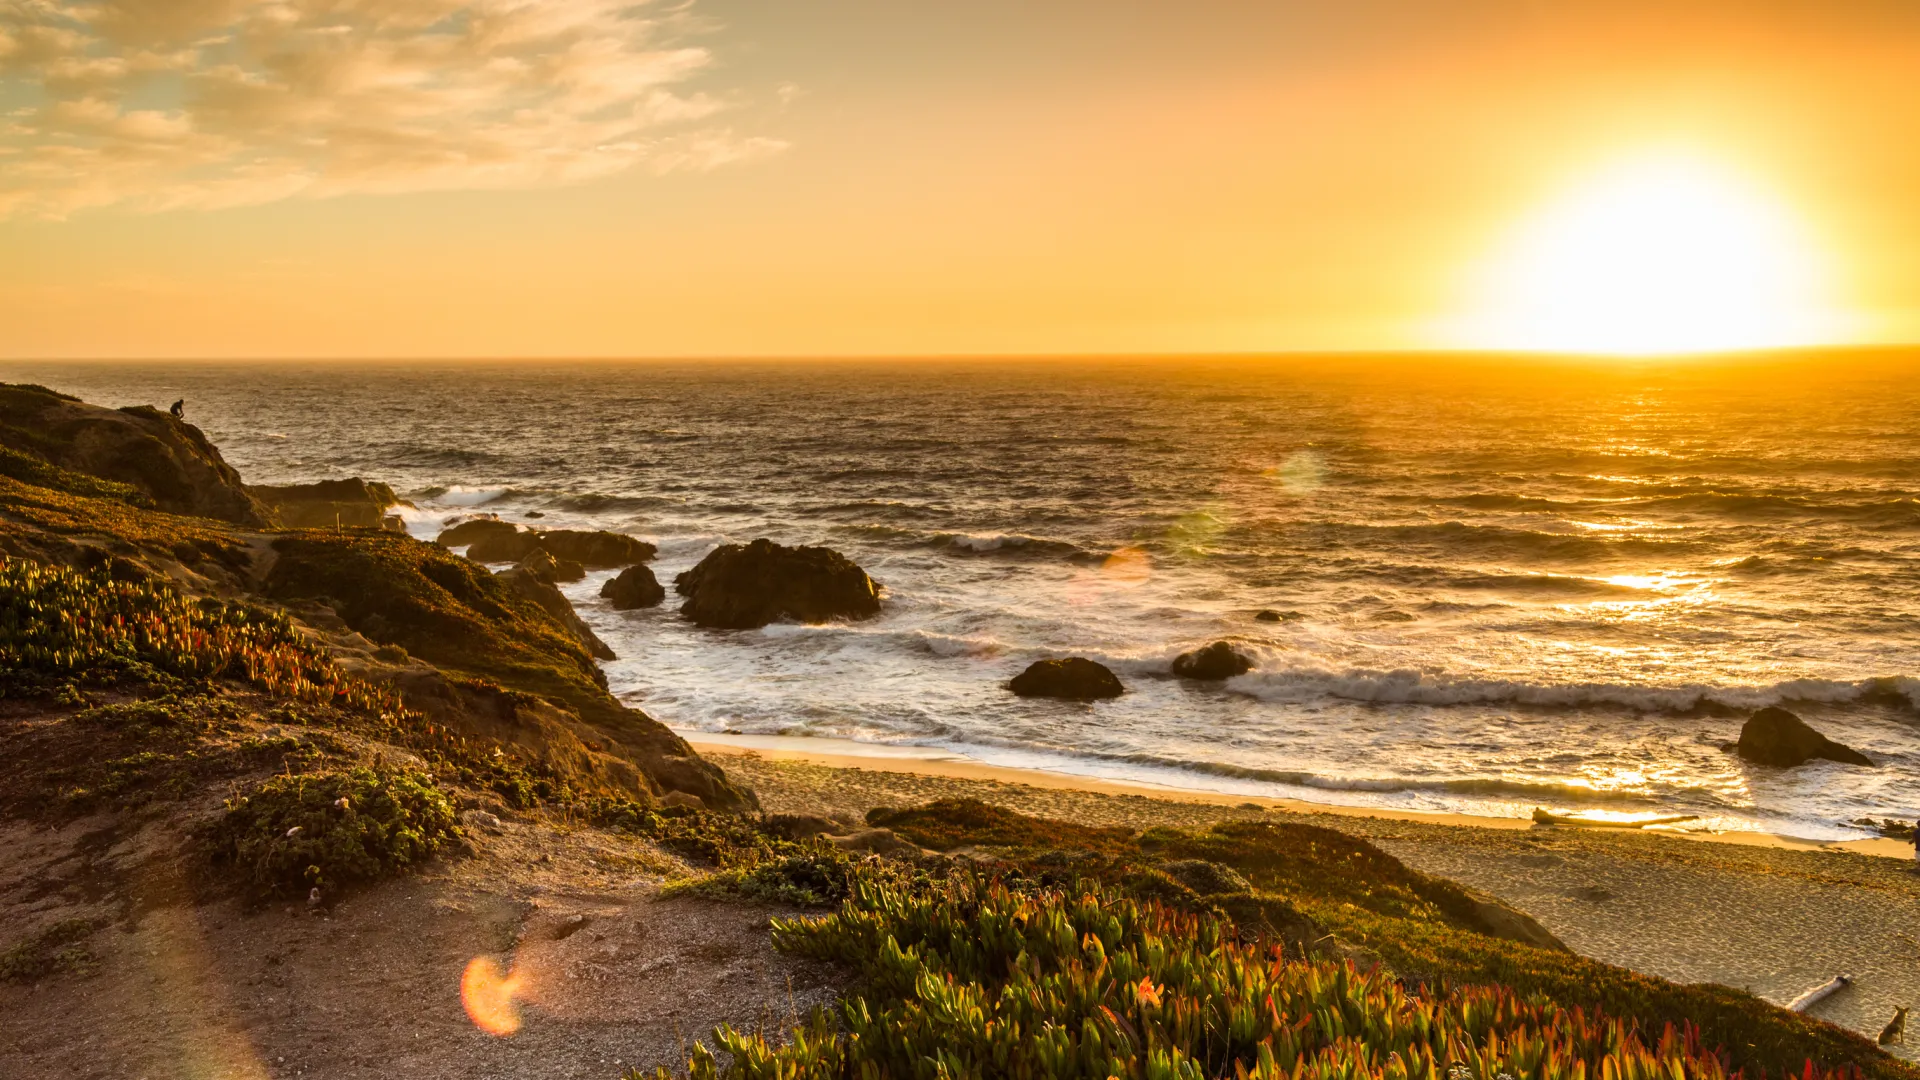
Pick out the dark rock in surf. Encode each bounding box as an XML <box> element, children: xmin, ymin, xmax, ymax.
<box><xmin>533</xmin><ymin>529</ymin><xmax>655</xmax><ymax>569</ymax></box>
<box><xmin>465</xmin><ymin>528</ymin><xmax>542</xmax><ymax>563</ymax></box>
<box><xmin>1009</xmin><ymin>657</ymin><xmax>1124</xmax><ymax>701</ymax></box>
<box><xmin>495</xmin><ymin>565</ymin><xmax>615</xmax><ymax>660</ymax></box>
<box><xmin>675</xmin><ymin>538</ymin><xmax>881</xmax><ymax>629</ymax></box>
<box><xmin>1172</xmin><ymin>641</ymin><xmax>1253</xmax><ymax>681</ymax></box>
<box><xmin>253</xmin><ymin>478</ymin><xmax>407</xmax><ymax>532</ymax></box>
<box><xmin>1735</xmin><ymin>707</ymin><xmax>1872</xmax><ymax>768</ymax></box>
<box><xmin>601</xmin><ymin>563</ymin><xmax>665</xmax><ymax>610</ymax></box>
<box><xmin>1254</xmin><ymin>609</ymin><xmax>1303</xmax><ymax>623</ymax></box>
<box><xmin>437</xmin><ymin>517</ymin><xmax>519</xmax><ymax>549</ymax></box>
<box><xmin>518</xmin><ymin>548</ymin><xmax>585</xmax><ymax>584</ymax></box>
<box><xmin>459</xmin><ymin>524</ymin><xmax>654</xmax><ymax>568</ymax></box>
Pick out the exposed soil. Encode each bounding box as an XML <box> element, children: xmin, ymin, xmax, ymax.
<box><xmin>0</xmin><ymin>805</ymin><xmax>841</xmax><ymax>1080</ymax></box>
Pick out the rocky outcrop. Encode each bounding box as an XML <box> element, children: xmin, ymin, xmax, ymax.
<box><xmin>602</xmin><ymin>563</ymin><xmax>665</xmax><ymax>610</ymax></box>
<box><xmin>534</xmin><ymin>529</ymin><xmax>655</xmax><ymax>568</ymax></box>
<box><xmin>496</xmin><ymin>565</ymin><xmax>613</xmax><ymax>660</ymax></box>
<box><xmin>264</xmin><ymin>532</ymin><xmax>754</xmax><ymax>810</ymax></box>
<box><xmin>1009</xmin><ymin>657</ymin><xmax>1124</xmax><ymax>700</ymax></box>
<box><xmin>517</xmin><ymin>548</ymin><xmax>586</xmax><ymax>584</ymax></box>
<box><xmin>462</xmin><ymin>525</ymin><xmax>655</xmax><ymax>569</ymax></box>
<box><xmin>0</xmin><ymin>383</ymin><xmax>270</xmax><ymax>525</ymax></box>
<box><xmin>436</xmin><ymin>517</ymin><xmax>518</xmax><ymax>549</ymax></box>
<box><xmin>253</xmin><ymin>478</ymin><xmax>407</xmax><ymax>532</ymax></box>
<box><xmin>1736</xmin><ymin>707</ymin><xmax>1873</xmax><ymax>768</ymax></box>
<box><xmin>466</xmin><ymin>528</ymin><xmax>542</xmax><ymax>563</ymax></box>
<box><xmin>1171</xmin><ymin>641</ymin><xmax>1253</xmax><ymax>680</ymax></box>
<box><xmin>675</xmin><ymin>538</ymin><xmax>881</xmax><ymax>629</ymax></box>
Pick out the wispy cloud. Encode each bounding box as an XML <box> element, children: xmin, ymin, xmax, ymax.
<box><xmin>0</xmin><ymin>0</ymin><xmax>785</xmax><ymax>219</ymax></box>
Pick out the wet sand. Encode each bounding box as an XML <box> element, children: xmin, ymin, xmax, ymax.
<box><xmin>697</xmin><ymin>738</ymin><xmax>1920</xmax><ymax>1054</ymax></box>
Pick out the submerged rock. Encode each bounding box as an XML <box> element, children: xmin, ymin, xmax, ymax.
<box><xmin>675</xmin><ymin>538</ymin><xmax>881</xmax><ymax>629</ymax></box>
<box><xmin>601</xmin><ymin>563</ymin><xmax>665</xmax><ymax>610</ymax></box>
<box><xmin>0</xmin><ymin>382</ymin><xmax>271</xmax><ymax>525</ymax></box>
<box><xmin>253</xmin><ymin>478</ymin><xmax>407</xmax><ymax>532</ymax></box>
<box><xmin>1735</xmin><ymin>707</ymin><xmax>1872</xmax><ymax>768</ymax></box>
<box><xmin>436</xmin><ymin>517</ymin><xmax>518</xmax><ymax>549</ymax></box>
<box><xmin>1171</xmin><ymin>641</ymin><xmax>1253</xmax><ymax>681</ymax></box>
<box><xmin>1009</xmin><ymin>657</ymin><xmax>1124</xmax><ymax>700</ymax></box>
<box><xmin>496</xmin><ymin>565</ymin><xmax>615</xmax><ymax>660</ymax></box>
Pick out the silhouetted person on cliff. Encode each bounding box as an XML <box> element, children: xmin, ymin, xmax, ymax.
<box><xmin>169</xmin><ymin>399</ymin><xmax>184</xmax><ymax>420</ymax></box>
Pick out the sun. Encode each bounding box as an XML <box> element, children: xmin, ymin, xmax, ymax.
<box><xmin>1446</xmin><ymin>153</ymin><xmax>1848</xmax><ymax>356</ymax></box>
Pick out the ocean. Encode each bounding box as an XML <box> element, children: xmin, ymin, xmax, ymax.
<box><xmin>11</xmin><ymin>354</ymin><xmax>1919</xmax><ymax>839</ymax></box>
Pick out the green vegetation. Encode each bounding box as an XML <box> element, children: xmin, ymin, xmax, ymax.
<box><xmin>0</xmin><ymin>918</ymin><xmax>99</xmax><ymax>982</ymax></box>
<box><xmin>660</xmin><ymin>875</ymin><xmax>1860</xmax><ymax>1080</ymax></box>
<box><xmin>647</xmin><ymin>800</ymin><xmax>1902</xmax><ymax>1080</ymax></box>
<box><xmin>205</xmin><ymin>767</ymin><xmax>460</xmax><ymax>900</ymax></box>
<box><xmin>0</xmin><ymin>444</ymin><xmax>153</xmax><ymax>508</ymax></box>
<box><xmin>0</xmin><ymin>556</ymin><xmax>401</xmax><ymax>714</ymax></box>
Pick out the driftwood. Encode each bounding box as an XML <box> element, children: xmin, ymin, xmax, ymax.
<box><xmin>1786</xmin><ymin>975</ymin><xmax>1853</xmax><ymax>1013</ymax></box>
<box><xmin>1531</xmin><ymin>808</ymin><xmax>1700</xmax><ymax>829</ymax></box>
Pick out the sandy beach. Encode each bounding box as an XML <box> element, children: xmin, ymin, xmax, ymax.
<box><xmin>694</xmin><ymin>736</ymin><xmax>1920</xmax><ymax>1054</ymax></box>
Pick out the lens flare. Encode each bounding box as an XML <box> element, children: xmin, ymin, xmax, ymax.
<box><xmin>1100</xmin><ymin>545</ymin><xmax>1152</xmax><ymax>588</ymax></box>
<box><xmin>461</xmin><ymin>956</ymin><xmax>525</xmax><ymax>1037</ymax></box>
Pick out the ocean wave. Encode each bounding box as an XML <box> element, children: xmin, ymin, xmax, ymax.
<box><xmin>413</xmin><ymin>484</ymin><xmax>512</xmax><ymax>507</ymax></box>
<box><xmin>1094</xmin><ymin>751</ymin><xmax>1672</xmax><ymax>805</ymax></box>
<box><xmin>1324</xmin><ymin>521</ymin><xmax>1693</xmax><ymax>562</ymax></box>
<box><xmin>1226</xmin><ymin>665</ymin><xmax>1920</xmax><ymax>713</ymax></box>
<box><xmin>936</xmin><ymin>531</ymin><xmax>1094</xmax><ymax>559</ymax></box>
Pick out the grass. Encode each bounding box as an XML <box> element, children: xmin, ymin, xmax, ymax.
<box><xmin>645</xmin><ymin>799</ymin><xmax>1908</xmax><ymax>1080</ymax></box>
<box><xmin>0</xmin><ymin>918</ymin><xmax>100</xmax><ymax>983</ymax></box>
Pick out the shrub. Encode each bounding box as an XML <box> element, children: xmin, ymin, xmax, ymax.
<box><xmin>649</xmin><ymin>874</ymin><xmax>1872</xmax><ymax>1080</ymax></box>
<box><xmin>206</xmin><ymin>767</ymin><xmax>460</xmax><ymax>900</ymax></box>
<box><xmin>0</xmin><ymin>556</ymin><xmax>403</xmax><ymax>715</ymax></box>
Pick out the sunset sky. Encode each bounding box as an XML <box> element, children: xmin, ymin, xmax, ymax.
<box><xmin>3</xmin><ymin>0</ymin><xmax>1919</xmax><ymax>358</ymax></box>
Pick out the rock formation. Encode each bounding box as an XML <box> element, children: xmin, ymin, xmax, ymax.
<box><xmin>602</xmin><ymin>563</ymin><xmax>666</xmax><ymax>610</ymax></box>
<box><xmin>253</xmin><ymin>478</ymin><xmax>407</xmax><ymax>531</ymax></box>
<box><xmin>0</xmin><ymin>382</ymin><xmax>271</xmax><ymax>525</ymax></box>
<box><xmin>1171</xmin><ymin>641</ymin><xmax>1253</xmax><ymax>680</ymax></box>
<box><xmin>494</xmin><ymin>565</ymin><xmax>613</xmax><ymax>660</ymax></box>
<box><xmin>517</xmin><ymin>548</ymin><xmax>586</xmax><ymax>584</ymax></box>
<box><xmin>436</xmin><ymin>517</ymin><xmax>520</xmax><ymax>548</ymax></box>
<box><xmin>1735</xmin><ymin>707</ymin><xmax>1872</xmax><ymax>768</ymax></box>
<box><xmin>1009</xmin><ymin>657</ymin><xmax>1124</xmax><ymax>700</ymax></box>
<box><xmin>534</xmin><ymin>529</ymin><xmax>655</xmax><ymax>568</ymax></box>
<box><xmin>460</xmin><ymin>524</ymin><xmax>655</xmax><ymax>568</ymax></box>
<box><xmin>675</xmin><ymin>538</ymin><xmax>881</xmax><ymax>629</ymax></box>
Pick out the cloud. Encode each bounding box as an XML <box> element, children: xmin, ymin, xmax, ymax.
<box><xmin>0</xmin><ymin>0</ymin><xmax>785</xmax><ymax>219</ymax></box>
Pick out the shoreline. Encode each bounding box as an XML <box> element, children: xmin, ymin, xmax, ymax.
<box><xmin>682</xmin><ymin>730</ymin><xmax>1912</xmax><ymax>860</ymax></box>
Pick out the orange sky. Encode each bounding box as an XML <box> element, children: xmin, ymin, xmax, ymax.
<box><xmin>2</xmin><ymin>0</ymin><xmax>1918</xmax><ymax>358</ymax></box>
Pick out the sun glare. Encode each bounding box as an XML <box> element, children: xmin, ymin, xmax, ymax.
<box><xmin>1449</xmin><ymin>154</ymin><xmax>1847</xmax><ymax>355</ymax></box>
